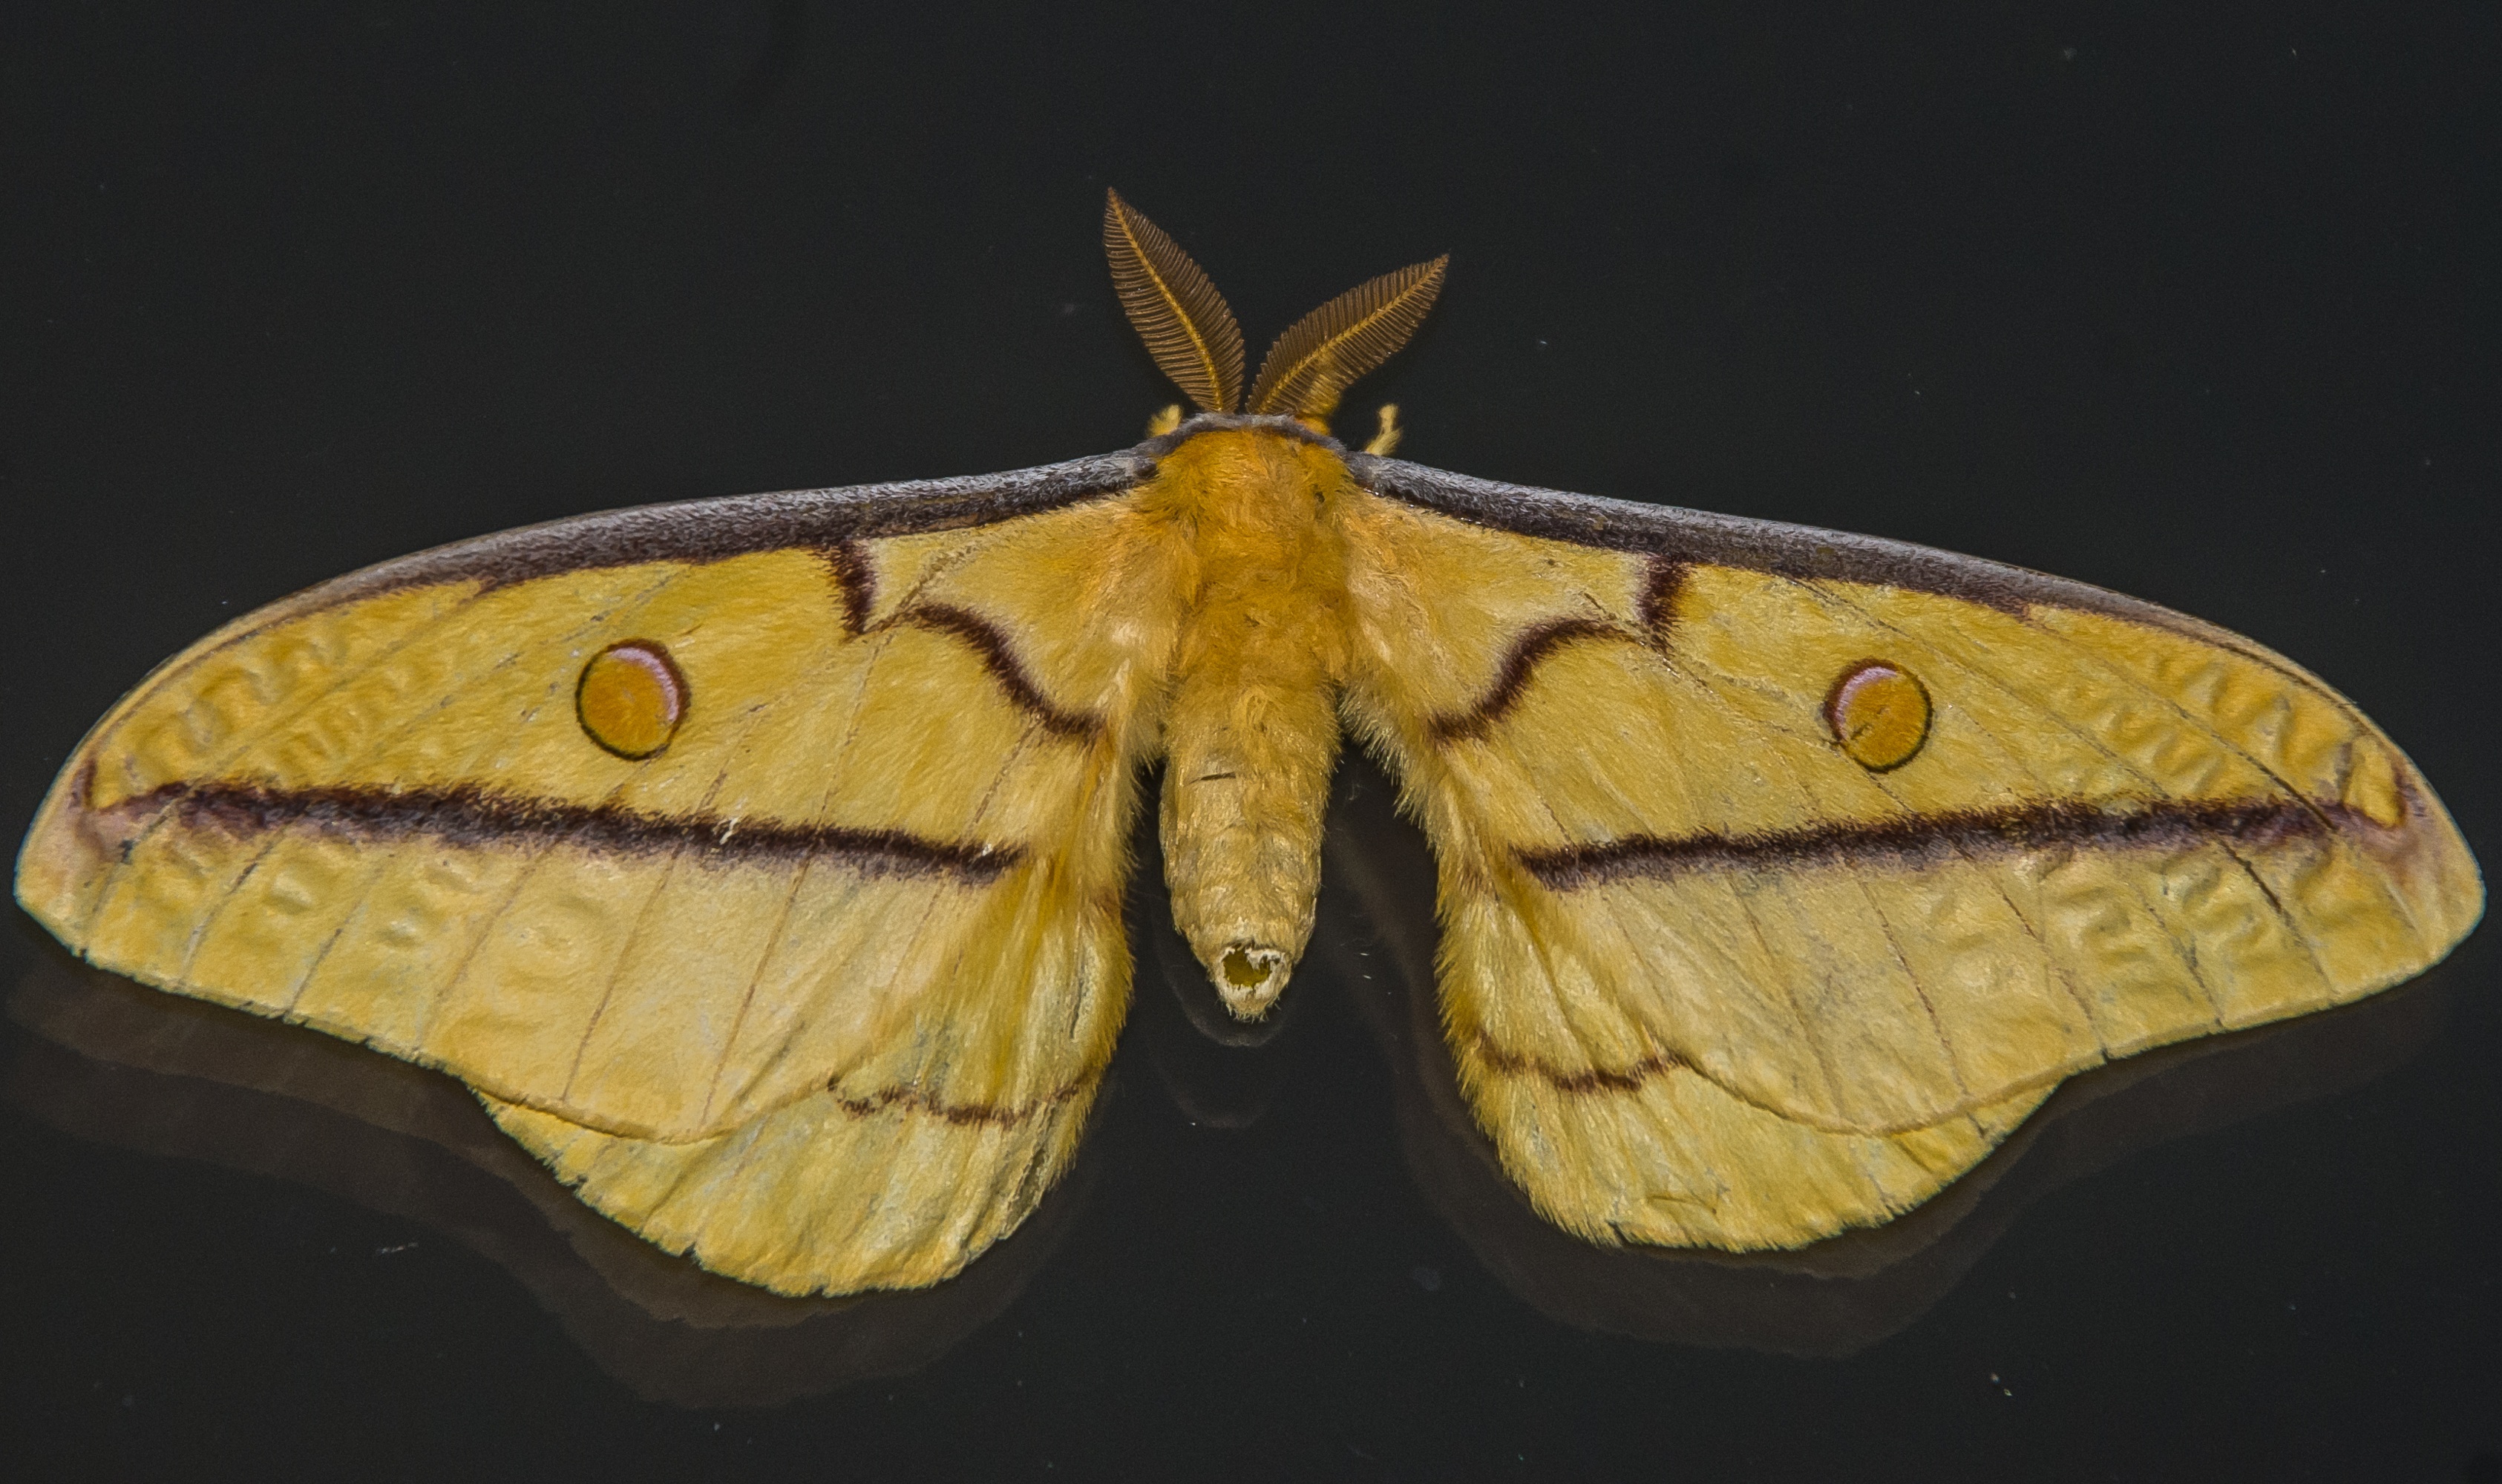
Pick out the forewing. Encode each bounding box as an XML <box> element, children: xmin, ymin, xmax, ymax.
<box><xmin>16</xmin><ymin>456</ymin><xmax>1175</xmax><ymax>1160</ymax></box>
<box><xmin>1337</xmin><ymin>457</ymin><xmax>2480</xmax><ymax>1248</ymax></box>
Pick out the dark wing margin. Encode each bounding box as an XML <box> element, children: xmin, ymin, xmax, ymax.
<box><xmin>286</xmin><ymin>450</ymin><xmax>1149</xmax><ymax>616</ymax></box>
<box><xmin>1345</xmin><ymin>454</ymin><xmax>2218</xmax><ymax>631</ymax></box>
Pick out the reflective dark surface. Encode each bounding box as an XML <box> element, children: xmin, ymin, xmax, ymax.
<box><xmin>3</xmin><ymin>3</ymin><xmax>2495</xmax><ymax>1477</ymax></box>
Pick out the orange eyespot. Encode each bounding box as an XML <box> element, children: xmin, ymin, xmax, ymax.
<box><xmin>1824</xmin><ymin>660</ymin><xmax>1931</xmax><ymax>772</ymax></box>
<box><xmin>576</xmin><ymin>640</ymin><xmax>687</xmax><ymax>759</ymax></box>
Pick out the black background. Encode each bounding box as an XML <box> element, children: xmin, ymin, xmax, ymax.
<box><xmin>2</xmin><ymin>2</ymin><xmax>2496</xmax><ymax>1479</ymax></box>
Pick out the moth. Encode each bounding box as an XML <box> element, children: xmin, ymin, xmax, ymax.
<box><xmin>16</xmin><ymin>193</ymin><xmax>2480</xmax><ymax>1297</ymax></box>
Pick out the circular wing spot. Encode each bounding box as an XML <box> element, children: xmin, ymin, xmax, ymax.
<box><xmin>1824</xmin><ymin>660</ymin><xmax>1931</xmax><ymax>772</ymax></box>
<box><xmin>577</xmin><ymin>640</ymin><xmax>687</xmax><ymax>760</ymax></box>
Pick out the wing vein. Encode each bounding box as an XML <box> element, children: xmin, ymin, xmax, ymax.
<box><xmin>1642</xmin><ymin>640</ymin><xmax>1950</xmax><ymax>1115</ymax></box>
<box><xmin>693</xmin><ymin>617</ymin><xmax>900</xmax><ymax>1126</ymax></box>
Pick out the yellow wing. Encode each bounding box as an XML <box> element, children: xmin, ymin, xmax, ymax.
<box><xmin>1337</xmin><ymin>456</ymin><xmax>2482</xmax><ymax>1251</ymax></box>
<box><xmin>14</xmin><ymin>455</ymin><xmax>1179</xmax><ymax>1292</ymax></box>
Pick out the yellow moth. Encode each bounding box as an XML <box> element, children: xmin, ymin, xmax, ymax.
<box><xmin>13</xmin><ymin>192</ymin><xmax>2482</xmax><ymax>1297</ymax></box>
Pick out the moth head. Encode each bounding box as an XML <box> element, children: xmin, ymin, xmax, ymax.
<box><xmin>1104</xmin><ymin>190</ymin><xmax>1447</xmax><ymax>430</ymax></box>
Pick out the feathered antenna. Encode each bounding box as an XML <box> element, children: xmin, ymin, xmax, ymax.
<box><xmin>1103</xmin><ymin>191</ymin><xmax>1245</xmax><ymax>414</ymax></box>
<box><xmin>1246</xmin><ymin>256</ymin><xmax>1448</xmax><ymax>423</ymax></box>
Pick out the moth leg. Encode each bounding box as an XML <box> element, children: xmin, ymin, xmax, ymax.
<box><xmin>1363</xmin><ymin>404</ymin><xmax>1404</xmax><ymax>456</ymax></box>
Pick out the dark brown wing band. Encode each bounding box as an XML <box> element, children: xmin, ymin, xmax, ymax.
<box><xmin>1513</xmin><ymin>795</ymin><xmax>2373</xmax><ymax>891</ymax></box>
<box><xmin>103</xmin><ymin>779</ymin><xmax>1022</xmax><ymax>884</ymax></box>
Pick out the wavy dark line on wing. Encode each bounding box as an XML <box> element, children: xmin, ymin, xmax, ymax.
<box><xmin>1426</xmin><ymin>556</ymin><xmax>1690</xmax><ymax>743</ymax></box>
<box><xmin>1468</xmin><ymin>1032</ymin><xmax>1694</xmax><ymax>1094</ymax></box>
<box><xmin>1518</xmin><ymin>795</ymin><xmax>2355</xmax><ymax>890</ymax></box>
<box><xmin>805</xmin><ymin>545</ymin><xmax>1098</xmax><ymax>738</ymax></box>
<box><xmin>829</xmin><ymin>1066</ymin><xmax>1102</xmax><ymax>1128</ymax></box>
<box><xmin>1429</xmin><ymin>618</ymin><xmax>1628</xmax><ymax>743</ymax></box>
<box><xmin>821</xmin><ymin>537</ymin><xmax>877</xmax><ymax>635</ymax></box>
<box><xmin>1637</xmin><ymin>556</ymin><xmax>1688</xmax><ymax>634</ymax></box>
<box><xmin>896</xmin><ymin>604</ymin><xmax>1102</xmax><ymax>740</ymax></box>
<box><xmin>106</xmin><ymin>781</ymin><xmax>1022</xmax><ymax>882</ymax></box>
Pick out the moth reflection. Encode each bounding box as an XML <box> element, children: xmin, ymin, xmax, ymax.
<box><xmin>10</xmin><ymin>754</ymin><xmax>2462</xmax><ymax>1383</ymax></box>
<box><xmin>1136</xmin><ymin>752</ymin><xmax>2460</xmax><ymax>1357</ymax></box>
<box><xmin>1</xmin><ymin>951</ymin><xmax>1097</xmax><ymax>1411</ymax></box>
